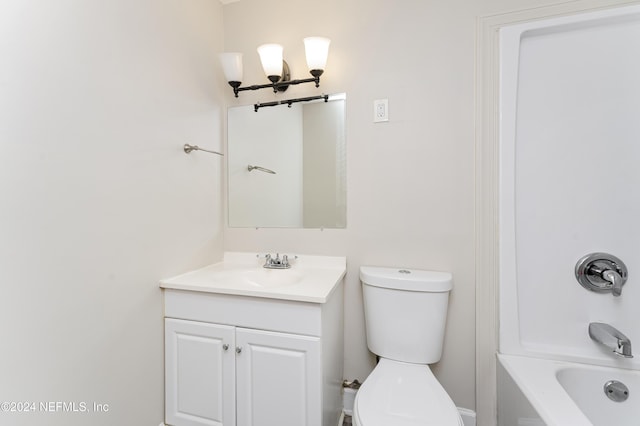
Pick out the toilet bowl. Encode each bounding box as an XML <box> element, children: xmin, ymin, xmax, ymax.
<box><xmin>355</xmin><ymin>266</ymin><xmax>463</xmax><ymax>426</ymax></box>
<box><xmin>353</xmin><ymin>359</ymin><xmax>463</xmax><ymax>426</ymax></box>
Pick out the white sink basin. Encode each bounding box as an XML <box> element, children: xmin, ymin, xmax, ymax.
<box><xmin>160</xmin><ymin>252</ymin><xmax>346</xmax><ymax>303</ymax></box>
<box><xmin>244</xmin><ymin>269</ymin><xmax>304</xmax><ymax>288</ymax></box>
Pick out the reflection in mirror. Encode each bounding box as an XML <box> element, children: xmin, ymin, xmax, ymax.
<box><xmin>228</xmin><ymin>93</ymin><xmax>346</xmax><ymax>228</ymax></box>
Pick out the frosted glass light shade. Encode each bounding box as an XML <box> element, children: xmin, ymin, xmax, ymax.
<box><xmin>219</xmin><ymin>52</ymin><xmax>243</xmax><ymax>82</ymax></box>
<box><xmin>303</xmin><ymin>37</ymin><xmax>330</xmax><ymax>71</ymax></box>
<box><xmin>257</xmin><ymin>44</ymin><xmax>283</xmax><ymax>78</ymax></box>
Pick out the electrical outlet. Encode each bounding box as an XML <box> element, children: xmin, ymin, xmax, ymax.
<box><xmin>373</xmin><ymin>99</ymin><xmax>389</xmax><ymax>123</ymax></box>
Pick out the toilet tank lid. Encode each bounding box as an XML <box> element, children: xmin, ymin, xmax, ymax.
<box><xmin>360</xmin><ymin>266</ymin><xmax>452</xmax><ymax>292</ymax></box>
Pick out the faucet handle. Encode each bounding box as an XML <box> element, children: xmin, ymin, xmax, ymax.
<box><xmin>575</xmin><ymin>253</ymin><xmax>628</xmax><ymax>297</ymax></box>
<box><xmin>602</xmin><ymin>269</ymin><xmax>624</xmax><ymax>296</ymax></box>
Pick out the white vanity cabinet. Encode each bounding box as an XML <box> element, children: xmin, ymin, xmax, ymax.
<box><xmin>235</xmin><ymin>327</ymin><xmax>321</xmax><ymax>426</ymax></box>
<box><xmin>165</xmin><ymin>319</ymin><xmax>235</xmax><ymax>426</ymax></box>
<box><xmin>162</xmin><ymin>279</ymin><xmax>344</xmax><ymax>426</ymax></box>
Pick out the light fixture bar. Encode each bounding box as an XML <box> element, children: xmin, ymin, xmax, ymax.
<box><xmin>221</xmin><ymin>37</ymin><xmax>330</xmax><ymax>98</ymax></box>
<box><xmin>254</xmin><ymin>94</ymin><xmax>328</xmax><ymax>112</ymax></box>
<box><xmin>232</xmin><ymin>75</ymin><xmax>320</xmax><ymax>98</ymax></box>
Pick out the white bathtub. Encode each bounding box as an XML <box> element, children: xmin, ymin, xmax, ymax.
<box><xmin>498</xmin><ymin>354</ymin><xmax>640</xmax><ymax>426</ymax></box>
<box><xmin>495</xmin><ymin>3</ymin><xmax>640</xmax><ymax>426</ymax></box>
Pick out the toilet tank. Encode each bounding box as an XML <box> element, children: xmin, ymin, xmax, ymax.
<box><xmin>360</xmin><ymin>266</ymin><xmax>453</xmax><ymax>364</ymax></box>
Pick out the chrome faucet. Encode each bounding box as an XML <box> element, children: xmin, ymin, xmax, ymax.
<box><xmin>590</xmin><ymin>265</ymin><xmax>624</xmax><ymax>297</ymax></box>
<box><xmin>263</xmin><ymin>253</ymin><xmax>292</xmax><ymax>269</ymax></box>
<box><xmin>589</xmin><ymin>322</ymin><xmax>633</xmax><ymax>358</ymax></box>
<box><xmin>575</xmin><ymin>253</ymin><xmax>628</xmax><ymax>297</ymax></box>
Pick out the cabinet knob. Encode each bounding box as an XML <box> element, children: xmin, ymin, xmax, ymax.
<box><xmin>236</xmin><ymin>346</ymin><xmax>242</xmax><ymax>354</ymax></box>
<box><xmin>222</xmin><ymin>344</ymin><xmax>229</xmax><ymax>351</ymax></box>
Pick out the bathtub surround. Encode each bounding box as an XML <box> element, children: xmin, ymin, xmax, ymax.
<box><xmin>498</xmin><ymin>3</ymin><xmax>640</xmax><ymax>365</ymax></box>
<box><xmin>478</xmin><ymin>2</ymin><xmax>640</xmax><ymax>425</ymax></box>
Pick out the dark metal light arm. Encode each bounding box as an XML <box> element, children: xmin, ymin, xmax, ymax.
<box><xmin>229</xmin><ymin>66</ymin><xmax>324</xmax><ymax>98</ymax></box>
<box><xmin>254</xmin><ymin>94</ymin><xmax>328</xmax><ymax>112</ymax></box>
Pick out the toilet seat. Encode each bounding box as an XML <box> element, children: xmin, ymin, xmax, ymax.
<box><xmin>353</xmin><ymin>358</ymin><xmax>464</xmax><ymax>426</ymax></box>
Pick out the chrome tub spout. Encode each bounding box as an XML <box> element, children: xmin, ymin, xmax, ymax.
<box><xmin>589</xmin><ymin>322</ymin><xmax>633</xmax><ymax>358</ymax></box>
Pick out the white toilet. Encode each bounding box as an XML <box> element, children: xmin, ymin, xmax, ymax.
<box><xmin>354</xmin><ymin>266</ymin><xmax>464</xmax><ymax>426</ymax></box>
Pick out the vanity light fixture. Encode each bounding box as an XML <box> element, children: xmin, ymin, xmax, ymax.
<box><xmin>220</xmin><ymin>37</ymin><xmax>330</xmax><ymax>98</ymax></box>
<box><xmin>253</xmin><ymin>94</ymin><xmax>328</xmax><ymax>112</ymax></box>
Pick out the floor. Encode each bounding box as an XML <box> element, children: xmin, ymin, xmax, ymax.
<box><xmin>343</xmin><ymin>414</ymin><xmax>352</xmax><ymax>425</ymax></box>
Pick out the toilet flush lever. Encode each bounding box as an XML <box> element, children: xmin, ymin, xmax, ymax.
<box><xmin>575</xmin><ymin>253</ymin><xmax>628</xmax><ymax>297</ymax></box>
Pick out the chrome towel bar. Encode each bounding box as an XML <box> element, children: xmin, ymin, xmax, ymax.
<box><xmin>248</xmin><ymin>165</ymin><xmax>276</xmax><ymax>174</ymax></box>
<box><xmin>183</xmin><ymin>144</ymin><xmax>223</xmax><ymax>156</ymax></box>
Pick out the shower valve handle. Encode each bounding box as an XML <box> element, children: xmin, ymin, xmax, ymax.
<box><xmin>602</xmin><ymin>269</ymin><xmax>624</xmax><ymax>296</ymax></box>
<box><xmin>575</xmin><ymin>253</ymin><xmax>628</xmax><ymax>297</ymax></box>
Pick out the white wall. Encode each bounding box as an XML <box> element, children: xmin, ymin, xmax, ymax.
<box><xmin>0</xmin><ymin>1</ymin><xmax>225</xmax><ymax>425</ymax></box>
<box><xmin>220</xmin><ymin>0</ymin><xmax>589</xmax><ymax>412</ymax></box>
<box><xmin>221</xmin><ymin>0</ymin><xmax>482</xmax><ymax>409</ymax></box>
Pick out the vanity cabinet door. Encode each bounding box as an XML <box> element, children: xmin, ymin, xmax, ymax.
<box><xmin>235</xmin><ymin>328</ymin><xmax>321</xmax><ymax>426</ymax></box>
<box><xmin>165</xmin><ymin>319</ymin><xmax>236</xmax><ymax>426</ymax></box>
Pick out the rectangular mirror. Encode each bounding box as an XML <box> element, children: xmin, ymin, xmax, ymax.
<box><xmin>227</xmin><ymin>93</ymin><xmax>346</xmax><ymax>228</ymax></box>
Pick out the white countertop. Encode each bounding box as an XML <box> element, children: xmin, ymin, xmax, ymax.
<box><xmin>160</xmin><ymin>252</ymin><xmax>346</xmax><ymax>303</ymax></box>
